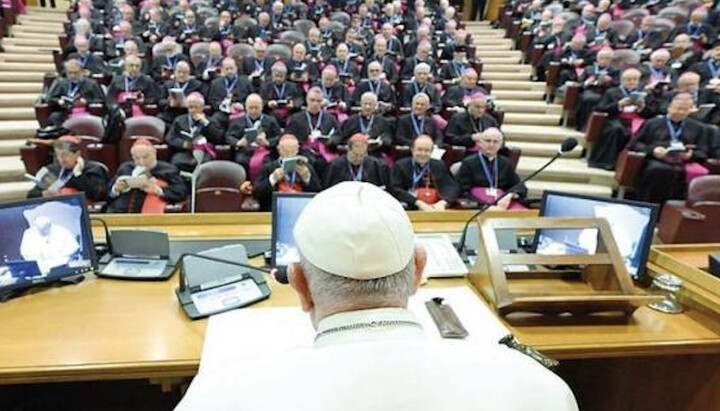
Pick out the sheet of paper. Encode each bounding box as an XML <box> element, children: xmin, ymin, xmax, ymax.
<box><xmin>199</xmin><ymin>286</ymin><xmax>510</xmax><ymax>374</ymax></box>
<box><xmin>430</xmin><ymin>146</ymin><xmax>446</xmax><ymax>160</ymax></box>
<box><xmin>415</xmin><ymin>234</ymin><xmax>468</xmax><ymax>278</ymax></box>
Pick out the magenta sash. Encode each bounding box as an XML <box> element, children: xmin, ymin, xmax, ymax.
<box><xmin>470</xmin><ymin>187</ymin><xmax>528</xmax><ymax>210</ymax></box>
<box><xmin>327</xmin><ymin>107</ymin><xmax>348</xmax><ymax>125</ymax></box>
<box><xmin>195</xmin><ymin>142</ymin><xmax>217</xmax><ymax>159</ymax></box>
<box><xmin>432</xmin><ymin>114</ymin><xmax>448</xmax><ymax>131</ymax></box>
<box><xmin>249</xmin><ymin>146</ymin><xmax>270</xmax><ymax>181</ymax></box>
<box><xmin>462</xmin><ymin>90</ymin><xmax>487</xmax><ymax>106</ymax></box>
<box><xmin>303</xmin><ymin>140</ymin><xmax>338</xmax><ymax>162</ymax></box>
<box><xmin>618</xmin><ymin>110</ymin><xmax>645</xmax><ymax>137</ymax></box>
<box><xmin>273</xmin><ymin>106</ymin><xmax>290</xmax><ymax>122</ymax></box>
<box><xmin>229</xmin><ymin>108</ymin><xmax>245</xmax><ymax>121</ymax></box>
<box><xmin>685</xmin><ymin>162</ymin><xmax>709</xmax><ymax>185</ymax></box>
<box><xmin>68</xmin><ymin>107</ymin><xmax>90</xmax><ymax>119</ymax></box>
<box><xmin>117</xmin><ymin>91</ymin><xmax>145</xmax><ymax>117</ymax></box>
<box><xmin>221</xmin><ymin>39</ymin><xmax>234</xmax><ymax>51</ymax></box>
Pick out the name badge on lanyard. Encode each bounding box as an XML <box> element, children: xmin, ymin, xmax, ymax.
<box><xmin>666</xmin><ymin>117</ymin><xmax>685</xmax><ymax>144</ymax></box>
<box><xmin>348</xmin><ymin>161</ymin><xmax>363</xmax><ymax>181</ymax></box>
<box><xmin>307</xmin><ymin>111</ymin><xmax>324</xmax><ymax>140</ymax></box>
<box><xmin>410</xmin><ymin>113</ymin><xmax>425</xmax><ymax>137</ymax></box>
<box><xmin>410</xmin><ymin>162</ymin><xmax>430</xmax><ymax>196</ymax></box>
<box><xmin>360</xmin><ymin>115</ymin><xmax>374</xmax><ymax>135</ymax></box>
<box><xmin>478</xmin><ymin>153</ymin><xmax>499</xmax><ymax>198</ymax></box>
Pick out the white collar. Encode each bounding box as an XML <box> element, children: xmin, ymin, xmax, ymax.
<box><xmin>315</xmin><ymin>307</ymin><xmax>424</xmax><ymax>348</ymax></box>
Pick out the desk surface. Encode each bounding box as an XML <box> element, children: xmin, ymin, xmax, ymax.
<box><xmin>2</xmin><ymin>214</ymin><xmax>720</xmax><ymax>385</ymax></box>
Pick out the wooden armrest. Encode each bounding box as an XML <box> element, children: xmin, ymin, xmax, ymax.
<box><xmin>585</xmin><ymin>112</ymin><xmax>608</xmax><ymax>144</ymax></box>
<box><xmin>614</xmin><ymin>149</ymin><xmax>646</xmax><ymax>186</ymax></box>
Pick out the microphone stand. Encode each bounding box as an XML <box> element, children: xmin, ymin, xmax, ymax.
<box><xmin>455</xmin><ymin>148</ymin><xmax>568</xmax><ymax>254</ymax></box>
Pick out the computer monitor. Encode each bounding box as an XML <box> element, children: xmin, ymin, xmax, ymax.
<box><xmin>0</xmin><ymin>194</ymin><xmax>96</xmax><ymax>296</ymax></box>
<box><xmin>536</xmin><ymin>191</ymin><xmax>659</xmax><ymax>281</ymax></box>
<box><xmin>271</xmin><ymin>193</ymin><xmax>315</xmax><ymax>268</ymax></box>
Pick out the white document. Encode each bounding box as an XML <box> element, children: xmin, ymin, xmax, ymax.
<box><xmin>199</xmin><ymin>286</ymin><xmax>510</xmax><ymax>374</ymax></box>
<box><xmin>415</xmin><ymin>234</ymin><xmax>468</xmax><ymax>278</ymax></box>
<box><xmin>430</xmin><ymin>146</ymin><xmax>446</xmax><ymax>160</ymax></box>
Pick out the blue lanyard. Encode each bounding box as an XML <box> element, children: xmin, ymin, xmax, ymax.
<box><xmin>245</xmin><ymin>114</ymin><xmax>262</xmax><ymax>127</ymax></box>
<box><xmin>595</xmin><ymin>29</ymin><xmax>606</xmax><ymax>40</ymax></box>
<box><xmin>206</xmin><ymin>57</ymin><xmax>215</xmax><ymax>69</ymax></box>
<box><xmin>649</xmin><ymin>67</ymin><xmax>667</xmax><ymax>80</ymax></box>
<box><xmin>306</xmin><ymin>111</ymin><xmax>324</xmax><ymax>132</ymax></box>
<box><xmin>67</xmin><ymin>81</ymin><xmax>81</xmax><ymax>98</ymax></box>
<box><xmin>254</xmin><ymin>59</ymin><xmax>264</xmax><ymax>72</ymax></box>
<box><xmin>174</xmin><ymin>80</ymin><xmax>189</xmax><ymax>94</ymax></box>
<box><xmin>166</xmin><ymin>55</ymin><xmax>176</xmax><ymax>69</ymax></box>
<box><xmin>413</xmin><ymin>82</ymin><xmax>427</xmax><ymax>95</ymax></box>
<box><xmin>59</xmin><ymin>168</ymin><xmax>73</xmax><ymax>182</ymax></box>
<box><xmin>619</xmin><ymin>85</ymin><xmax>633</xmax><ymax>97</ymax></box>
<box><xmin>78</xmin><ymin>54</ymin><xmax>88</xmax><ymax>68</ymax></box>
<box><xmin>452</xmin><ymin>62</ymin><xmax>465</xmax><ymax>77</ymax></box>
<box><xmin>708</xmin><ymin>61</ymin><xmax>720</xmax><ymax>78</ymax></box>
<box><xmin>339</xmin><ymin>59</ymin><xmax>349</xmax><ymax>74</ymax></box>
<box><xmin>321</xmin><ymin>84</ymin><xmax>331</xmax><ymax>99</ymax></box>
<box><xmin>463</xmin><ymin>87</ymin><xmax>476</xmax><ymax>96</ymax></box>
<box><xmin>368</xmin><ymin>80</ymin><xmax>381</xmax><ymax>95</ymax></box>
<box><xmin>594</xmin><ymin>64</ymin><xmax>607</xmax><ymax>76</ymax></box>
<box><xmin>274</xmin><ymin>83</ymin><xmax>286</xmax><ymax>99</ymax></box>
<box><xmin>124</xmin><ymin>76</ymin><xmax>138</xmax><ymax>93</ymax></box>
<box><xmin>360</xmin><ymin>115</ymin><xmax>374</xmax><ymax>134</ymax></box>
<box><xmin>665</xmin><ymin>117</ymin><xmax>684</xmax><ymax>142</ymax></box>
<box><xmin>478</xmin><ymin>154</ymin><xmax>498</xmax><ymax>188</ymax></box>
<box><xmin>412</xmin><ymin>162</ymin><xmax>430</xmax><ymax>188</ymax></box>
<box><xmin>188</xmin><ymin>116</ymin><xmax>202</xmax><ymax>134</ymax></box>
<box><xmin>687</xmin><ymin>23</ymin><xmax>702</xmax><ymax>37</ymax></box>
<box><xmin>225</xmin><ymin>76</ymin><xmax>238</xmax><ymax>94</ymax></box>
<box><xmin>410</xmin><ymin>113</ymin><xmax>424</xmax><ymax>137</ymax></box>
<box><xmin>347</xmin><ymin>161</ymin><xmax>364</xmax><ymax>181</ymax></box>
<box><xmin>637</xmin><ymin>30</ymin><xmax>645</xmax><ymax>40</ymax></box>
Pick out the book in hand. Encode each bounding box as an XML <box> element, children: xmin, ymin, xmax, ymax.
<box><xmin>629</xmin><ymin>91</ymin><xmax>647</xmax><ymax>101</ymax></box>
<box><xmin>281</xmin><ymin>155</ymin><xmax>308</xmax><ymax>174</ymax></box>
<box><xmin>244</xmin><ymin>121</ymin><xmax>263</xmax><ymax>143</ymax></box>
<box><xmin>25</xmin><ymin>166</ymin><xmax>58</xmax><ymax>191</ymax></box>
<box><xmin>117</xmin><ymin>174</ymin><xmax>150</xmax><ymax>189</ymax></box>
<box><xmin>276</xmin><ymin>99</ymin><xmax>288</xmax><ymax>107</ymax></box>
<box><xmin>249</xmin><ymin>69</ymin><xmax>264</xmax><ymax>79</ymax></box>
<box><xmin>666</xmin><ymin>142</ymin><xmax>689</xmax><ymax>154</ymax></box>
<box><xmin>168</xmin><ymin>88</ymin><xmax>185</xmax><ymax>101</ymax></box>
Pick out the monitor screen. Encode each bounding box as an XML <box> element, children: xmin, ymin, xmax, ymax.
<box><xmin>271</xmin><ymin>193</ymin><xmax>315</xmax><ymax>268</ymax></box>
<box><xmin>0</xmin><ymin>194</ymin><xmax>96</xmax><ymax>294</ymax></box>
<box><xmin>536</xmin><ymin>191</ymin><xmax>658</xmax><ymax>280</ymax></box>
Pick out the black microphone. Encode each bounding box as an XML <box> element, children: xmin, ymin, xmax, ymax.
<box><xmin>175</xmin><ymin>252</ymin><xmax>272</xmax><ymax>292</ymax></box>
<box><xmin>455</xmin><ymin>137</ymin><xmax>578</xmax><ymax>253</ymax></box>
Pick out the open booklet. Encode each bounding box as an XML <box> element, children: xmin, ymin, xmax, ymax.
<box><xmin>25</xmin><ymin>166</ymin><xmax>58</xmax><ymax>191</ymax></box>
<box><xmin>281</xmin><ymin>155</ymin><xmax>309</xmax><ymax>174</ymax></box>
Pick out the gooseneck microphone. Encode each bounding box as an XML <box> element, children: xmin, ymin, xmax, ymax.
<box><xmin>455</xmin><ymin>137</ymin><xmax>579</xmax><ymax>253</ymax></box>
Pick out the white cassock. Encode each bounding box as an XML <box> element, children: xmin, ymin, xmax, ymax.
<box><xmin>174</xmin><ymin>308</ymin><xmax>579</xmax><ymax>411</ymax></box>
<box><xmin>19</xmin><ymin>224</ymin><xmax>79</xmax><ymax>275</ymax></box>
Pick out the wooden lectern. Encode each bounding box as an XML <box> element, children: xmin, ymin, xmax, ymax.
<box><xmin>469</xmin><ymin>217</ymin><xmax>662</xmax><ymax>316</ymax></box>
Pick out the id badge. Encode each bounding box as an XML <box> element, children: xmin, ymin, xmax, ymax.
<box><xmin>310</xmin><ymin>129</ymin><xmax>322</xmax><ymax>140</ymax></box>
<box><xmin>486</xmin><ymin>188</ymin><xmax>498</xmax><ymax>198</ymax></box>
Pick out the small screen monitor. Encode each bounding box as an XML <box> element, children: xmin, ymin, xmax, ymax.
<box><xmin>0</xmin><ymin>194</ymin><xmax>96</xmax><ymax>294</ymax></box>
<box><xmin>271</xmin><ymin>193</ymin><xmax>315</xmax><ymax>268</ymax></box>
<box><xmin>536</xmin><ymin>191</ymin><xmax>659</xmax><ymax>281</ymax></box>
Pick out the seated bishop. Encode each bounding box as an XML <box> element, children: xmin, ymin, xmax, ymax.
<box><xmin>456</xmin><ymin>128</ymin><xmax>527</xmax><ymax>210</ymax></box>
<box><xmin>390</xmin><ymin>135</ymin><xmax>460</xmax><ymax>211</ymax></box>
<box><xmin>324</xmin><ymin>134</ymin><xmax>389</xmax><ymax>189</ymax></box>
<box><xmin>27</xmin><ymin>136</ymin><xmax>108</xmax><ymax>202</ymax></box>
<box><xmin>106</xmin><ymin>139</ymin><xmax>188</xmax><ymax>213</ymax></box>
<box><xmin>252</xmin><ymin>135</ymin><xmax>322</xmax><ymax>210</ymax></box>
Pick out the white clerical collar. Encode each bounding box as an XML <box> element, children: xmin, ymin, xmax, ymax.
<box><xmin>315</xmin><ymin>307</ymin><xmax>424</xmax><ymax>348</ymax></box>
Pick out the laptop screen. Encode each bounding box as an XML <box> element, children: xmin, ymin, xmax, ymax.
<box><xmin>0</xmin><ymin>194</ymin><xmax>96</xmax><ymax>293</ymax></box>
<box><xmin>537</xmin><ymin>191</ymin><xmax>658</xmax><ymax>281</ymax></box>
<box><xmin>271</xmin><ymin>193</ymin><xmax>315</xmax><ymax>268</ymax></box>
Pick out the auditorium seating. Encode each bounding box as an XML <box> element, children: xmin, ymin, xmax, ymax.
<box><xmin>658</xmin><ymin>175</ymin><xmax>720</xmax><ymax>243</ymax></box>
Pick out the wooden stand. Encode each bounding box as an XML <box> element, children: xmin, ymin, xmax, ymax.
<box><xmin>469</xmin><ymin>217</ymin><xmax>662</xmax><ymax>315</ymax></box>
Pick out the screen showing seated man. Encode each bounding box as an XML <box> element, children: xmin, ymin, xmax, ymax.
<box><xmin>536</xmin><ymin>192</ymin><xmax>658</xmax><ymax>279</ymax></box>
<box><xmin>0</xmin><ymin>194</ymin><xmax>95</xmax><ymax>292</ymax></box>
<box><xmin>271</xmin><ymin>193</ymin><xmax>315</xmax><ymax>267</ymax></box>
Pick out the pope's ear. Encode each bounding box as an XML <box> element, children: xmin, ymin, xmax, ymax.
<box><xmin>288</xmin><ymin>262</ymin><xmax>314</xmax><ymax>312</ymax></box>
